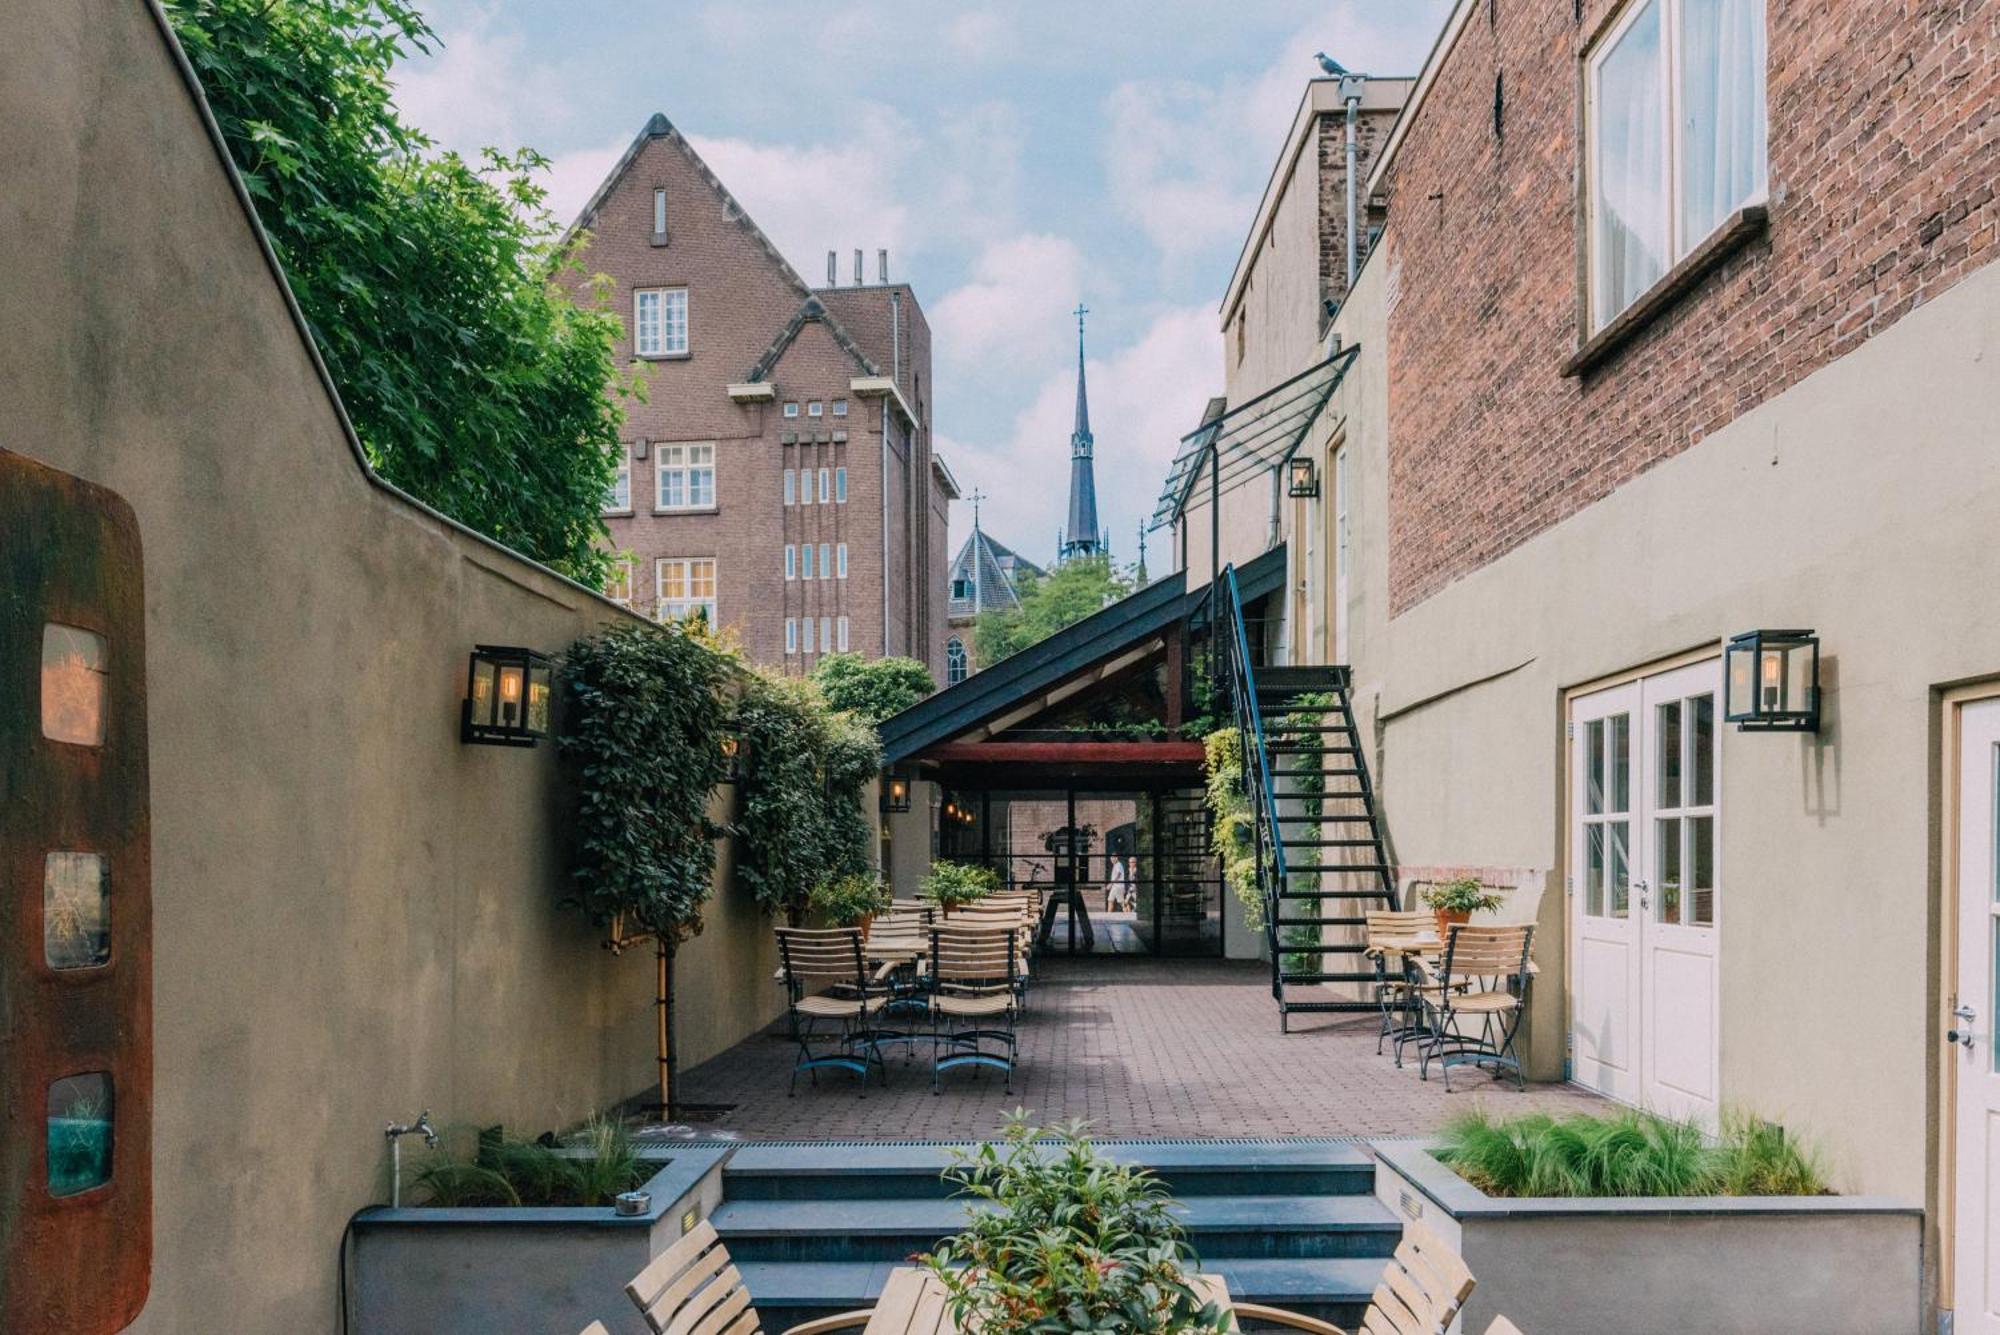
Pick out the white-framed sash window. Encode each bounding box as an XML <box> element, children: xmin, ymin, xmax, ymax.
<box><xmin>835</xmin><ymin>467</ymin><xmax>848</xmax><ymax>503</ymax></box>
<box><xmin>801</xmin><ymin>616</ymin><xmax>814</xmax><ymax>654</ymax></box>
<box><xmin>655</xmin><ymin>443</ymin><xmax>716</xmax><ymax>511</ymax></box>
<box><xmin>836</xmin><ymin>616</ymin><xmax>849</xmax><ymax>651</ymax></box>
<box><xmin>836</xmin><ymin>543</ymin><xmax>848</xmax><ymax>579</ymax></box>
<box><xmin>655</xmin><ymin>557</ymin><xmax>716</xmax><ymax>626</ymax></box>
<box><xmin>819</xmin><ymin>543</ymin><xmax>832</xmax><ymax>581</ymax></box>
<box><xmin>818</xmin><ymin>468</ymin><xmax>831</xmax><ymax>504</ymax></box>
<box><xmin>819</xmin><ymin>617</ymin><xmax>832</xmax><ymax>653</ymax></box>
<box><xmin>604</xmin><ymin>555</ymin><xmax>635</xmax><ymax>607</ymax></box>
<box><xmin>604</xmin><ymin>458</ymin><xmax>632</xmax><ymax>514</ymax></box>
<box><xmin>783</xmin><ymin>469</ymin><xmax>796</xmax><ymax>506</ymax></box>
<box><xmin>800</xmin><ymin>543</ymin><xmax>814</xmax><ymax>580</ymax></box>
<box><xmin>634</xmin><ymin>287</ymin><xmax>690</xmax><ymax>357</ymax></box>
<box><xmin>784</xmin><ymin>545</ymin><xmax>797</xmax><ymax>580</ymax></box>
<box><xmin>785</xmin><ymin>618</ymin><xmax>798</xmax><ymax>654</ymax></box>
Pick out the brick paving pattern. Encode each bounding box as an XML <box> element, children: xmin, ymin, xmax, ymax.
<box><xmin>678</xmin><ymin>957</ymin><xmax>1602</xmax><ymax>1141</ymax></box>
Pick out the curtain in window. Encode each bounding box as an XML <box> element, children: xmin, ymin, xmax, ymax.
<box><xmin>1679</xmin><ymin>0</ymin><xmax>1766</xmax><ymax>245</ymax></box>
<box><xmin>1592</xmin><ymin>0</ymin><xmax>1668</xmax><ymax>327</ymax></box>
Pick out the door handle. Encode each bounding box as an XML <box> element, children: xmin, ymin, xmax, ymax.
<box><xmin>1632</xmin><ymin>879</ymin><xmax>1649</xmax><ymax>911</ymax></box>
<box><xmin>1949</xmin><ymin>1004</ymin><xmax>1977</xmax><ymax>1050</ymax></box>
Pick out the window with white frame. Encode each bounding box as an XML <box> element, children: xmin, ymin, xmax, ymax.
<box><xmin>799</xmin><ymin>468</ymin><xmax>814</xmax><ymax>506</ymax></box>
<box><xmin>819</xmin><ymin>617</ymin><xmax>832</xmax><ymax>652</ymax></box>
<box><xmin>655</xmin><ymin>557</ymin><xmax>716</xmax><ymax>625</ymax></box>
<box><xmin>604</xmin><ymin>457</ymin><xmax>632</xmax><ymax>513</ymax></box>
<box><xmin>837</xmin><ymin>616</ymin><xmax>849</xmax><ymax>651</ymax></box>
<box><xmin>801</xmin><ymin>616</ymin><xmax>814</xmax><ymax>654</ymax></box>
<box><xmin>634</xmin><ymin>287</ymin><xmax>690</xmax><ymax>357</ymax></box>
<box><xmin>800</xmin><ymin>543</ymin><xmax>814</xmax><ymax>580</ymax></box>
<box><xmin>808</xmin><ymin>401</ymin><xmax>824</xmax><ymax>418</ymax></box>
<box><xmin>784</xmin><ymin>544</ymin><xmax>797</xmax><ymax>580</ymax></box>
<box><xmin>817</xmin><ymin>468</ymin><xmax>830</xmax><ymax>504</ymax></box>
<box><xmin>946</xmin><ymin>637</ymin><xmax>968</xmax><ymax>685</ymax></box>
<box><xmin>832</xmin><ymin>399</ymin><xmax>848</xmax><ymax>418</ymax></box>
<box><xmin>836</xmin><ymin>543</ymin><xmax>848</xmax><ymax>579</ymax></box>
<box><xmin>785</xmin><ymin>618</ymin><xmax>798</xmax><ymax>653</ymax></box>
<box><xmin>819</xmin><ymin>543</ymin><xmax>831</xmax><ymax>581</ymax></box>
<box><xmin>1586</xmin><ymin>0</ymin><xmax>1766</xmax><ymax>331</ymax></box>
<box><xmin>655</xmin><ymin>443</ymin><xmax>716</xmax><ymax>510</ymax></box>
<box><xmin>605</xmin><ymin>555</ymin><xmax>636</xmax><ymax>607</ymax></box>
<box><xmin>651</xmin><ymin>188</ymin><xmax>668</xmax><ymax>235</ymax></box>
<box><xmin>834</xmin><ymin>467</ymin><xmax>848</xmax><ymax>503</ymax></box>
<box><xmin>783</xmin><ymin>402</ymin><xmax>800</xmax><ymax>418</ymax></box>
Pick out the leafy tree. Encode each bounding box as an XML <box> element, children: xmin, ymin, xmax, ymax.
<box><xmin>973</xmin><ymin>555</ymin><xmax>1133</xmax><ymax>667</ymax></box>
<box><xmin>165</xmin><ymin>0</ymin><xmax>634</xmax><ymax>582</ymax></box>
<box><xmin>732</xmin><ymin>674</ymin><xmax>882</xmax><ymax>922</ymax></box>
<box><xmin>558</xmin><ymin>622</ymin><xmax>731</xmax><ymax>1111</ymax></box>
<box><xmin>811</xmin><ymin>653</ymin><xmax>936</xmax><ymax>724</ymax></box>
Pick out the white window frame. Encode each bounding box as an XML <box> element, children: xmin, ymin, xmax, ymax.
<box><xmin>651</xmin><ymin>188</ymin><xmax>668</xmax><ymax>235</ymax></box>
<box><xmin>801</xmin><ymin>615</ymin><xmax>814</xmax><ymax>654</ymax></box>
<box><xmin>633</xmin><ymin>287</ymin><xmax>689</xmax><ymax>358</ymax></box>
<box><xmin>785</xmin><ymin>618</ymin><xmax>798</xmax><ymax>654</ymax></box>
<box><xmin>836</xmin><ymin>616</ymin><xmax>849</xmax><ymax>651</ymax></box>
<box><xmin>604</xmin><ymin>457</ymin><xmax>632</xmax><ymax>514</ymax></box>
<box><xmin>818</xmin><ymin>468</ymin><xmax>831</xmax><ymax>504</ymax></box>
<box><xmin>819</xmin><ymin>543</ymin><xmax>832</xmax><ymax>581</ymax></box>
<box><xmin>808</xmin><ymin>401</ymin><xmax>824</xmax><ymax>418</ymax></box>
<box><xmin>783</xmin><ymin>402</ymin><xmax>800</xmax><ymax>418</ymax></box>
<box><xmin>836</xmin><ymin>543</ymin><xmax>849</xmax><ymax>579</ymax></box>
<box><xmin>820</xmin><ymin>617</ymin><xmax>832</xmax><ymax>653</ymax></box>
<box><xmin>654</xmin><ymin>556</ymin><xmax>717</xmax><ymax>626</ymax></box>
<box><xmin>784</xmin><ymin>544</ymin><xmax>797</xmax><ymax>580</ymax></box>
<box><xmin>834</xmin><ymin>467</ymin><xmax>848</xmax><ymax>503</ymax></box>
<box><xmin>832</xmin><ymin>399</ymin><xmax>849</xmax><ymax>418</ymax></box>
<box><xmin>946</xmin><ymin>637</ymin><xmax>968</xmax><ymax>685</ymax></box>
<box><xmin>783</xmin><ymin>469</ymin><xmax>796</xmax><ymax>506</ymax></box>
<box><xmin>1583</xmin><ymin>0</ymin><xmax>1768</xmax><ymax>332</ymax></box>
<box><xmin>655</xmin><ymin>442</ymin><xmax>716</xmax><ymax>512</ymax></box>
<box><xmin>800</xmin><ymin>543</ymin><xmax>814</xmax><ymax>580</ymax></box>
<box><xmin>605</xmin><ymin>555</ymin><xmax>636</xmax><ymax>607</ymax></box>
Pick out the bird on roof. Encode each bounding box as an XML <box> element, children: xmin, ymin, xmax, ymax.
<box><xmin>1315</xmin><ymin>52</ymin><xmax>1348</xmax><ymax>77</ymax></box>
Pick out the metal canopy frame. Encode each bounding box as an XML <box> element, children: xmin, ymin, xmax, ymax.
<box><xmin>1149</xmin><ymin>344</ymin><xmax>1360</xmax><ymax>531</ymax></box>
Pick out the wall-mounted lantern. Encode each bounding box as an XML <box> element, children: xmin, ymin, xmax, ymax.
<box><xmin>719</xmin><ymin>731</ymin><xmax>745</xmax><ymax>784</ymax></box>
<box><xmin>1286</xmin><ymin>455</ymin><xmax>1320</xmax><ymax>498</ymax></box>
<box><xmin>461</xmin><ymin>645</ymin><xmax>553</xmax><ymax>746</ymax></box>
<box><xmin>1724</xmin><ymin>629</ymin><xmax>1820</xmax><ymax>732</ymax></box>
<box><xmin>880</xmin><ymin>771</ymin><xmax>912</xmax><ymax>814</ymax></box>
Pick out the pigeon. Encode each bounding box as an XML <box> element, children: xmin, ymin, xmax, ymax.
<box><xmin>1315</xmin><ymin>52</ymin><xmax>1349</xmax><ymax>77</ymax></box>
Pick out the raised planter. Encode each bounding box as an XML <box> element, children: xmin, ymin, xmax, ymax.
<box><xmin>349</xmin><ymin>1144</ymin><xmax>734</xmax><ymax>1335</ymax></box>
<box><xmin>1370</xmin><ymin>1139</ymin><xmax>1922</xmax><ymax>1335</ymax></box>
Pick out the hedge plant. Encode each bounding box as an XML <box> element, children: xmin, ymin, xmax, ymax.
<box><xmin>1203</xmin><ymin>728</ymin><xmax>1264</xmax><ymax>930</ymax></box>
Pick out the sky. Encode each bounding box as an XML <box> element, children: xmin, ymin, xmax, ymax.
<box><xmin>392</xmin><ymin>0</ymin><xmax>1453</xmax><ymax>569</ymax></box>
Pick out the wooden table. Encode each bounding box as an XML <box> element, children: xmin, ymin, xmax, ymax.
<box><xmin>863</xmin><ymin>1267</ymin><xmax>1236</xmax><ymax>1333</ymax></box>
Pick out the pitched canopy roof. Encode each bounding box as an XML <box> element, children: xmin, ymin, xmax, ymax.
<box><xmin>948</xmin><ymin>528</ymin><xmax>1043</xmax><ymax>619</ymax></box>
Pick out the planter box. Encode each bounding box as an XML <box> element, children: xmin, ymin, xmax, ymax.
<box><xmin>1370</xmin><ymin>1139</ymin><xmax>1922</xmax><ymax>1335</ymax></box>
<box><xmin>349</xmin><ymin>1144</ymin><xmax>734</xmax><ymax>1335</ymax></box>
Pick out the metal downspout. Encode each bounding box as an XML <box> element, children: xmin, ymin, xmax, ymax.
<box><xmin>1342</xmin><ymin>73</ymin><xmax>1365</xmax><ymax>290</ymax></box>
<box><xmin>888</xmin><ymin>290</ymin><xmax>901</xmax><ymax>657</ymax></box>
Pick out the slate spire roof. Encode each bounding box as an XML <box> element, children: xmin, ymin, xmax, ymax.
<box><xmin>948</xmin><ymin>493</ymin><xmax>1044</xmax><ymax>620</ymax></box>
<box><xmin>1061</xmin><ymin>304</ymin><xmax>1101</xmax><ymax>561</ymax></box>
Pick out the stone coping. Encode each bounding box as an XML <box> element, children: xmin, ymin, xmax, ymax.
<box><xmin>353</xmin><ymin>1143</ymin><xmax>735</xmax><ymax>1229</ymax></box>
<box><xmin>1371</xmin><ymin>1138</ymin><xmax>1921</xmax><ymax>1220</ymax></box>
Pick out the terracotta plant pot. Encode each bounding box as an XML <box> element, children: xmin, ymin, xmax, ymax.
<box><xmin>857</xmin><ymin>913</ymin><xmax>874</xmax><ymax>940</ymax></box>
<box><xmin>1435</xmin><ymin>907</ymin><xmax>1471</xmax><ymax>940</ymax></box>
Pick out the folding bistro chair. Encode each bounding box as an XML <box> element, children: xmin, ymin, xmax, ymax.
<box><xmin>624</xmin><ymin>1219</ymin><xmax>873</xmax><ymax>1334</ymax></box>
<box><xmin>1363</xmin><ymin>909</ymin><xmax>1437</xmax><ymax>1059</ymax></box>
<box><xmin>1417</xmin><ymin>923</ymin><xmax>1535</xmax><ymax>1091</ymax></box>
<box><xmin>927</xmin><ymin>924</ymin><xmax>1020</xmax><ymax>1093</ymax></box>
<box><xmin>774</xmin><ymin>927</ymin><xmax>887</xmax><ymax>1095</ymax></box>
<box><xmin>957</xmin><ymin>896</ymin><xmax>1035</xmax><ymax>1009</ymax></box>
<box><xmin>1232</xmin><ymin>1218</ymin><xmax>1477</xmax><ymax>1335</ymax></box>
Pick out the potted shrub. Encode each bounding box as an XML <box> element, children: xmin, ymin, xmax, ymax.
<box><xmin>1420</xmin><ymin>876</ymin><xmax>1506</xmax><ymax>939</ymax></box>
<box><xmin>924</xmin><ymin>1118</ymin><xmax>1230</xmax><ymax>1334</ymax></box>
<box><xmin>809</xmin><ymin>872</ymin><xmax>891</xmax><ymax>937</ymax></box>
<box><xmin>920</xmin><ymin>859</ymin><xmax>999</xmax><ymax>916</ymax></box>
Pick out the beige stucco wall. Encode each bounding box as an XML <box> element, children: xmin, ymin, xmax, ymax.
<box><xmin>1306</xmin><ymin>234</ymin><xmax>2000</xmax><ymax>1202</ymax></box>
<box><xmin>0</xmin><ymin>3</ymin><xmax>783</xmax><ymax>1330</ymax></box>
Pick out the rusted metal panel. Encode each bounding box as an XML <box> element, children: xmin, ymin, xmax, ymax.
<box><xmin>1</xmin><ymin>448</ymin><xmax>153</xmax><ymax>1332</ymax></box>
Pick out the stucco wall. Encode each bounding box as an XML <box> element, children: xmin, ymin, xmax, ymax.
<box><xmin>0</xmin><ymin>3</ymin><xmax>783</xmax><ymax>1330</ymax></box>
<box><xmin>1318</xmin><ymin>238</ymin><xmax>2000</xmax><ymax>1200</ymax></box>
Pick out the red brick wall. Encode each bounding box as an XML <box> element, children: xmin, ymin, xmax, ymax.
<box><xmin>1382</xmin><ymin>0</ymin><xmax>1999</xmax><ymax>614</ymax></box>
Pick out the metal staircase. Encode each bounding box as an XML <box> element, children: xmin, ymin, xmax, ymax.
<box><xmin>1217</xmin><ymin>566</ymin><xmax>1398</xmax><ymax>1031</ymax></box>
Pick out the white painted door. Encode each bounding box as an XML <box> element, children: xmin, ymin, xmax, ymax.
<box><xmin>1954</xmin><ymin>698</ymin><xmax>2000</xmax><ymax>1334</ymax></box>
<box><xmin>1571</xmin><ymin>682</ymin><xmax>1641</xmax><ymax>1102</ymax></box>
<box><xmin>1570</xmin><ymin>663</ymin><xmax>1721</xmax><ymax>1119</ymax></box>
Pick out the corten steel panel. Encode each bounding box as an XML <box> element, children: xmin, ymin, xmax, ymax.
<box><xmin>0</xmin><ymin>449</ymin><xmax>153</xmax><ymax>1332</ymax></box>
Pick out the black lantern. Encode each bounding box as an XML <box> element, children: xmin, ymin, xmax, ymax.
<box><xmin>461</xmin><ymin>645</ymin><xmax>553</xmax><ymax>746</ymax></box>
<box><xmin>719</xmin><ymin>731</ymin><xmax>745</xmax><ymax>784</ymax></box>
<box><xmin>1724</xmin><ymin>629</ymin><xmax>1820</xmax><ymax>732</ymax></box>
<box><xmin>1286</xmin><ymin>455</ymin><xmax>1319</xmax><ymax>498</ymax></box>
<box><xmin>880</xmin><ymin>772</ymin><xmax>912</xmax><ymax>814</ymax></box>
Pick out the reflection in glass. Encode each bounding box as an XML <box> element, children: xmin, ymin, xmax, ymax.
<box><xmin>44</xmin><ymin>852</ymin><xmax>110</xmax><ymax>969</ymax></box>
<box><xmin>1691</xmin><ymin>815</ymin><xmax>1715</xmax><ymax>925</ymax></box>
<box><xmin>1587</xmin><ymin>720</ymin><xmax>1605</xmax><ymax>815</ymax></box>
<box><xmin>48</xmin><ymin>1073</ymin><xmax>114</xmax><ymax>1196</ymax></box>
<box><xmin>1591</xmin><ymin>0</ymin><xmax>1668</xmax><ymax>326</ymax></box>
<box><xmin>1657</xmin><ymin>816</ymin><xmax>1682</xmax><ymax>924</ymax></box>
<box><xmin>1610</xmin><ymin>820</ymin><xmax>1631</xmax><ymax>918</ymax></box>
<box><xmin>41</xmin><ymin>623</ymin><xmax>108</xmax><ymax>746</ymax></box>
<box><xmin>1658</xmin><ymin>700</ymin><xmax>1682</xmax><ymax>809</ymax></box>
<box><xmin>1693</xmin><ymin>694</ymin><xmax>1715</xmax><ymax>805</ymax></box>
<box><xmin>1586</xmin><ymin>823</ymin><xmax>1605</xmax><ymax>916</ymax></box>
<box><xmin>1611</xmin><ymin>715</ymin><xmax>1631</xmax><ymax>813</ymax></box>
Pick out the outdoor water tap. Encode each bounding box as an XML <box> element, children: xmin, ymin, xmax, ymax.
<box><xmin>385</xmin><ymin>1110</ymin><xmax>437</xmax><ymax>1207</ymax></box>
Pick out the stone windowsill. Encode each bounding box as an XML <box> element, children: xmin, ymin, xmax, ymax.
<box><xmin>1561</xmin><ymin>204</ymin><xmax>1768</xmax><ymax>379</ymax></box>
<box><xmin>652</xmin><ymin>505</ymin><xmax>720</xmax><ymax>517</ymax></box>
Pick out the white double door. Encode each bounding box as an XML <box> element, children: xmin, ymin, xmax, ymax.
<box><xmin>1953</xmin><ymin>700</ymin><xmax>2000</xmax><ymax>1333</ymax></box>
<box><xmin>1570</xmin><ymin>661</ymin><xmax>1721</xmax><ymax>1121</ymax></box>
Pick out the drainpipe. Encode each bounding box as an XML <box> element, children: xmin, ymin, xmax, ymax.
<box><xmin>1341</xmin><ymin>72</ymin><xmax>1366</xmax><ymax>291</ymax></box>
<box><xmin>888</xmin><ymin>290</ymin><xmax>902</xmax><ymax>657</ymax></box>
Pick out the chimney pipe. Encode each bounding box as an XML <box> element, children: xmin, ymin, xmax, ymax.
<box><xmin>878</xmin><ymin>249</ymin><xmax>889</xmax><ymax>284</ymax></box>
<box><xmin>826</xmin><ymin>250</ymin><xmax>837</xmax><ymax>286</ymax></box>
<box><xmin>853</xmin><ymin>248</ymin><xmax>863</xmax><ymax>286</ymax></box>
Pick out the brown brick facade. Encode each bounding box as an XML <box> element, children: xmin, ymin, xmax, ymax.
<box><xmin>559</xmin><ymin>119</ymin><xmax>952</xmax><ymax>676</ymax></box>
<box><xmin>1382</xmin><ymin>0</ymin><xmax>1999</xmax><ymax>614</ymax></box>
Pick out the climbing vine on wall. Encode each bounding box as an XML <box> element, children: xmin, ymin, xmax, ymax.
<box><xmin>1203</xmin><ymin>728</ymin><xmax>1265</xmax><ymax>931</ymax></box>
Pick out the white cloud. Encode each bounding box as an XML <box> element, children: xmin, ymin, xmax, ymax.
<box><xmin>931</xmin><ymin>234</ymin><xmax>1085</xmax><ymax>370</ymax></box>
<box><xmin>941</xmin><ymin>304</ymin><xmax>1221</xmax><ymax>564</ymax></box>
<box><xmin>391</xmin><ymin>8</ymin><xmax>566</xmax><ymax>155</ymax></box>
<box><xmin>541</xmin><ymin>140</ymin><xmax>628</xmax><ymax>232</ymax></box>
<box><xmin>946</xmin><ymin>9</ymin><xmax>1018</xmax><ymax>62</ymax></box>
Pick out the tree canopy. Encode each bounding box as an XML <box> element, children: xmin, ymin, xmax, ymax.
<box><xmin>973</xmin><ymin>556</ymin><xmax>1134</xmax><ymax>667</ymax></box>
<box><xmin>165</xmin><ymin>0</ymin><xmax>632</xmax><ymax>583</ymax></box>
<box><xmin>810</xmin><ymin>653</ymin><xmax>936</xmax><ymax>724</ymax></box>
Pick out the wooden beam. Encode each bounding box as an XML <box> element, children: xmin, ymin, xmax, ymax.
<box><xmin>920</xmin><ymin>741</ymin><xmax>1206</xmax><ymax>765</ymax></box>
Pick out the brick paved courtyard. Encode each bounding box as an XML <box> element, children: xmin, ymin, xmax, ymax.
<box><xmin>676</xmin><ymin>957</ymin><xmax>1603</xmax><ymax>1140</ymax></box>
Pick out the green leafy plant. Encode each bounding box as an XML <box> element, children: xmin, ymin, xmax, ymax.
<box><xmin>920</xmin><ymin>860</ymin><xmax>1001</xmax><ymax>911</ymax></box>
<box><xmin>1202</xmin><ymin>729</ymin><xmax>1264</xmax><ymax>930</ymax></box>
<box><xmin>974</xmin><ymin>554</ymin><xmax>1136</xmax><ymax>667</ymax></box>
<box><xmin>811</xmin><ymin>653</ymin><xmax>937</xmax><ymax>724</ymax></box>
<box><xmin>165</xmin><ymin>0</ymin><xmax>637</xmax><ymax>583</ymax></box>
<box><xmin>1435</xmin><ymin>1107</ymin><xmax>1829</xmax><ymax>1198</ymax></box>
<box><xmin>1420</xmin><ymin>877</ymin><xmax>1508</xmax><ymax>915</ymax></box>
<box><xmin>559</xmin><ymin>622</ymin><xmax>732</xmax><ymax>1109</ymax></box>
<box><xmin>1278</xmin><ymin>692</ymin><xmax>1335</xmax><ymax>974</ymax></box>
<box><xmin>923</xmin><ymin>1116</ymin><xmax>1231</xmax><ymax>1334</ymax></box>
<box><xmin>809</xmin><ymin>872</ymin><xmax>892</xmax><ymax>927</ymax></box>
<box><xmin>408</xmin><ymin>1117</ymin><xmax>651</xmax><ymax>1208</ymax></box>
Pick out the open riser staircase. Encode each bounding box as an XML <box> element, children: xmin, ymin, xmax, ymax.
<box><xmin>1217</xmin><ymin>567</ymin><xmax>1399</xmax><ymax>1031</ymax></box>
<box><xmin>709</xmin><ymin>1140</ymin><xmax>1400</xmax><ymax>1328</ymax></box>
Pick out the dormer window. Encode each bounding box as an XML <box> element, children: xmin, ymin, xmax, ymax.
<box><xmin>650</xmin><ymin>188</ymin><xmax>668</xmax><ymax>246</ymax></box>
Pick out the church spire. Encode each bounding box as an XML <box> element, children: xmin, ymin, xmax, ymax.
<box><xmin>1061</xmin><ymin>303</ymin><xmax>1101</xmax><ymax>562</ymax></box>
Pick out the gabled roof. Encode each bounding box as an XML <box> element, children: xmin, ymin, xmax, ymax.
<box><xmin>948</xmin><ymin>529</ymin><xmax>1044</xmax><ymax>619</ymax></box>
<box><xmin>743</xmin><ymin>296</ymin><xmax>881</xmax><ymax>384</ymax></box>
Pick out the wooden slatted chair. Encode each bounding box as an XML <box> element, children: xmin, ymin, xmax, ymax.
<box><xmin>1417</xmin><ymin>923</ymin><xmax>1535</xmax><ymax>1091</ymax></box>
<box><xmin>927</xmin><ymin>923</ymin><xmax>1020</xmax><ymax>1093</ymax></box>
<box><xmin>1232</xmin><ymin>1220</ymin><xmax>1476</xmax><ymax>1335</ymax></box>
<box><xmin>1362</xmin><ymin>909</ymin><xmax>1437</xmax><ymax>1059</ymax></box>
<box><xmin>1484</xmin><ymin>1318</ymin><xmax>1525</xmax><ymax>1334</ymax></box>
<box><xmin>624</xmin><ymin>1219</ymin><xmax>872</xmax><ymax>1335</ymax></box>
<box><xmin>954</xmin><ymin>898</ymin><xmax>1036</xmax><ymax>1007</ymax></box>
<box><xmin>578</xmin><ymin>1322</ymin><xmax>611</xmax><ymax>1335</ymax></box>
<box><xmin>774</xmin><ymin>927</ymin><xmax>887</xmax><ymax>1096</ymax></box>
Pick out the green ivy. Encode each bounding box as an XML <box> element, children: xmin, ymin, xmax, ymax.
<box><xmin>810</xmin><ymin>653</ymin><xmax>936</xmax><ymax>724</ymax></box>
<box><xmin>1202</xmin><ymin>728</ymin><xmax>1264</xmax><ymax>930</ymax></box>
<box><xmin>732</xmin><ymin>673</ymin><xmax>881</xmax><ymax>920</ymax></box>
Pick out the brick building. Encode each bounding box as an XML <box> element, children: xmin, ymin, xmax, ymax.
<box><xmin>559</xmin><ymin>114</ymin><xmax>955</xmax><ymax>677</ymax></box>
<box><xmin>1166</xmin><ymin>3</ymin><xmax>1998</xmax><ymax>1324</ymax></box>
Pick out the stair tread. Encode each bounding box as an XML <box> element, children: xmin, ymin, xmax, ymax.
<box><xmin>723</xmin><ymin>1142</ymin><xmax>1372</xmax><ymax>1178</ymax></box>
<box><xmin>712</xmin><ymin>1194</ymin><xmax>1395</xmax><ymax>1236</ymax></box>
<box><xmin>737</xmin><ymin>1256</ymin><xmax>1390</xmax><ymax>1309</ymax></box>
<box><xmin>1280</xmin><ymin>971</ymin><xmax>1377</xmax><ymax>983</ymax></box>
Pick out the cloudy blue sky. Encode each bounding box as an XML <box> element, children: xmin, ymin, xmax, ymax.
<box><xmin>393</xmin><ymin>1</ymin><xmax>1452</xmax><ymax>566</ymax></box>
